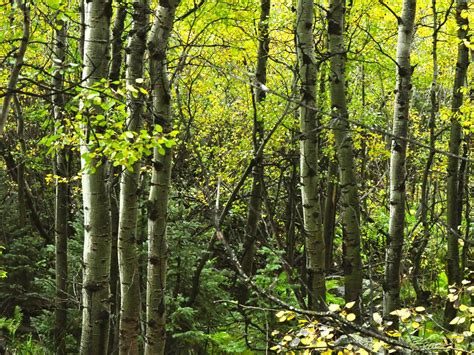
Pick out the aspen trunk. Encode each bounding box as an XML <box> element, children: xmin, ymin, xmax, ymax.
<box><xmin>145</xmin><ymin>1</ymin><xmax>180</xmax><ymax>353</ymax></box>
<box><xmin>117</xmin><ymin>0</ymin><xmax>148</xmax><ymax>353</ymax></box>
<box><xmin>107</xmin><ymin>6</ymin><xmax>127</xmax><ymax>348</ymax></box>
<box><xmin>296</xmin><ymin>0</ymin><xmax>325</xmax><ymax>311</ymax></box>
<box><xmin>323</xmin><ymin>161</ymin><xmax>338</xmax><ymax>273</ymax></box>
<box><xmin>412</xmin><ymin>0</ymin><xmax>438</xmax><ymax>305</ymax></box>
<box><xmin>52</xmin><ymin>18</ymin><xmax>69</xmax><ymax>355</ymax></box>
<box><xmin>444</xmin><ymin>0</ymin><xmax>470</xmax><ymax>328</ymax></box>
<box><xmin>384</xmin><ymin>0</ymin><xmax>416</xmax><ymax>326</ymax></box>
<box><xmin>238</xmin><ymin>0</ymin><xmax>270</xmax><ymax>305</ymax></box>
<box><xmin>328</xmin><ymin>0</ymin><xmax>362</xmax><ymax>312</ymax></box>
<box><xmin>80</xmin><ymin>0</ymin><xmax>112</xmax><ymax>353</ymax></box>
<box><xmin>109</xmin><ymin>2</ymin><xmax>127</xmax><ymax>86</ymax></box>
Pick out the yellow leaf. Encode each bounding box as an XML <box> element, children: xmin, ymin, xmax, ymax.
<box><xmin>315</xmin><ymin>340</ymin><xmax>327</xmax><ymax>348</ymax></box>
<box><xmin>329</xmin><ymin>304</ymin><xmax>341</xmax><ymax>312</ymax></box>
<box><xmin>275</xmin><ymin>311</ymin><xmax>285</xmax><ymax>318</ymax></box>
<box><xmin>358</xmin><ymin>349</ymin><xmax>369</xmax><ymax>355</ymax></box>
<box><xmin>373</xmin><ymin>340</ymin><xmax>384</xmax><ymax>352</ymax></box>
<box><xmin>301</xmin><ymin>337</ymin><xmax>311</xmax><ymax>346</ymax></box>
<box><xmin>345</xmin><ymin>301</ymin><xmax>356</xmax><ymax>309</ymax></box>
<box><xmin>459</xmin><ymin>304</ymin><xmax>468</xmax><ymax>312</ymax></box>
<box><xmin>346</xmin><ymin>313</ymin><xmax>356</xmax><ymax>321</ymax></box>
<box><xmin>373</xmin><ymin>312</ymin><xmax>383</xmax><ymax>324</ymax></box>
<box><xmin>448</xmin><ymin>294</ymin><xmax>459</xmax><ymax>302</ymax></box>
<box><xmin>449</xmin><ymin>316</ymin><xmax>460</xmax><ymax>325</ymax></box>
<box><xmin>283</xmin><ymin>335</ymin><xmax>292</xmax><ymax>341</ymax></box>
<box><xmin>412</xmin><ymin>321</ymin><xmax>420</xmax><ymax>329</ymax></box>
<box><xmin>414</xmin><ymin>306</ymin><xmax>425</xmax><ymax>312</ymax></box>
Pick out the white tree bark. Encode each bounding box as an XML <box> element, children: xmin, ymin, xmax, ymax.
<box><xmin>296</xmin><ymin>0</ymin><xmax>325</xmax><ymax>311</ymax></box>
<box><xmin>384</xmin><ymin>0</ymin><xmax>416</xmax><ymax>326</ymax></box>
<box><xmin>328</xmin><ymin>0</ymin><xmax>362</xmax><ymax>313</ymax></box>
<box><xmin>145</xmin><ymin>1</ymin><xmax>180</xmax><ymax>354</ymax></box>
<box><xmin>117</xmin><ymin>0</ymin><xmax>148</xmax><ymax>353</ymax></box>
<box><xmin>79</xmin><ymin>0</ymin><xmax>112</xmax><ymax>353</ymax></box>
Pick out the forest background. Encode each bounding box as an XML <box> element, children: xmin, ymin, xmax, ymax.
<box><xmin>0</xmin><ymin>0</ymin><xmax>473</xmax><ymax>353</ymax></box>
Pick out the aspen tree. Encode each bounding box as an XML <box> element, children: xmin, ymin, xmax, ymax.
<box><xmin>52</xmin><ymin>18</ymin><xmax>68</xmax><ymax>355</ymax></box>
<box><xmin>296</xmin><ymin>0</ymin><xmax>325</xmax><ymax>310</ymax></box>
<box><xmin>327</xmin><ymin>0</ymin><xmax>362</xmax><ymax>314</ymax></box>
<box><xmin>145</xmin><ymin>1</ymin><xmax>180</xmax><ymax>353</ymax></box>
<box><xmin>444</xmin><ymin>0</ymin><xmax>470</xmax><ymax>328</ymax></box>
<box><xmin>384</xmin><ymin>0</ymin><xmax>416</xmax><ymax>326</ymax></box>
<box><xmin>117</xmin><ymin>0</ymin><xmax>148</xmax><ymax>353</ymax></box>
<box><xmin>79</xmin><ymin>0</ymin><xmax>112</xmax><ymax>353</ymax></box>
<box><xmin>238</xmin><ymin>0</ymin><xmax>271</xmax><ymax>305</ymax></box>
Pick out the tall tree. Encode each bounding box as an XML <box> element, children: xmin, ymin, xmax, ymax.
<box><xmin>79</xmin><ymin>0</ymin><xmax>112</xmax><ymax>353</ymax></box>
<box><xmin>384</xmin><ymin>0</ymin><xmax>417</xmax><ymax>326</ymax></box>
<box><xmin>238</xmin><ymin>0</ymin><xmax>271</xmax><ymax>305</ymax></box>
<box><xmin>296</xmin><ymin>0</ymin><xmax>325</xmax><ymax>310</ymax></box>
<box><xmin>107</xmin><ymin>3</ymin><xmax>127</xmax><ymax>350</ymax></box>
<box><xmin>145</xmin><ymin>1</ymin><xmax>180</xmax><ymax>353</ymax></box>
<box><xmin>411</xmin><ymin>0</ymin><xmax>439</xmax><ymax>306</ymax></box>
<box><xmin>327</xmin><ymin>0</ymin><xmax>362</xmax><ymax>313</ymax></box>
<box><xmin>117</xmin><ymin>0</ymin><xmax>149</xmax><ymax>353</ymax></box>
<box><xmin>444</xmin><ymin>0</ymin><xmax>470</xmax><ymax>328</ymax></box>
<box><xmin>52</xmin><ymin>17</ymin><xmax>69</xmax><ymax>355</ymax></box>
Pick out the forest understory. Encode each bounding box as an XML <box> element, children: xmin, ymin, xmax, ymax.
<box><xmin>0</xmin><ymin>0</ymin><xmax>473</xmax><ymax>354</ymax></box>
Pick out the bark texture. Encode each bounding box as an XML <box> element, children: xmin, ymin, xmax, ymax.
<box><xmin>384</xmin><ymin>0</ymin><xmax>416</xmax><ymax>326</ymax></box>
<box><xmin>79</xmin><ymin>0</ymin><xmax>112</xmax><ymax>353</ymax></box>
<box><xmin>411</xmin><ymin>0</ymin><xmax>438</xmax><ymax>306</ymax></box>
<box><xmin>117</xmin><ymin>0</ymin><xmax>148</xmax><ymax>353</ymax></box>
<box><xmin>52</xmin><ymin>18</ymin><xmax>69</xmax><ymax>355</ymax></box>
<box><xmin>296</xmin><ymin>0</ymin><xmax>325</xmax><ymax>311</ymax></box>
<box><xmin>145</xmin><ymin>1</ymin><xmax>180</xmax><ymax>354</ymax></box>
<box><xmin>444</xmin><ymin>0</ymin><xmax>470</xmax><ymax>328</ymax></box>
<box><xmin>238</xmin><ymin>0</ymin><xmax>270</xmax><ymax>305</ymax></box>
<box><xmin>327</xmin><ymin>0</ymin><xmax>362</xmax><ymax>312</ymax></box>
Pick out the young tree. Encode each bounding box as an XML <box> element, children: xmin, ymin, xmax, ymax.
<box><xmin>145</xmin><ymin>1</ymin><xmax>180</xmax><ymax>353</ymax></box>
<box><xmin>444</xmin><ymin>0</ymin><xmax>470</xmax><ymax>328</ymax></box>
<box><xmin>327</xmin><ymin>0</ymin><xmax>362</xmax><ymax>313</ymax></box>
<box><xmin>117</xmin><ymin>0</ymin><xmax>149</xmax><ymax>353</ymax></box>
<box><xmin>384</xmin><ymin>0</ymin><xmax>417</xmax><ymax>326</ymax></box>
<box><xmin>238</xmin><ymin>0</ymin><xmax>271</xmax><ymax>305</ymax></box>
<box><xmin>79</xmin><ymin>0</ymin><xmax>112</xmax><ymax>353</ymax></box>
<box><xmin>296</xmin><ymin>0</ymin><xmax>325</xmax><ymax>311</ymax></box>
<box><xmin>52</xmin><ymin>17</ymin><xmax>69</xmax><ymax>355</ymax></box>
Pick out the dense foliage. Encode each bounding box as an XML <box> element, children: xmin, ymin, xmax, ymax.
<box><xmin>0</xmin><ymin>0</ymin><xmax>473</xmax><ymax>353</ymax></box>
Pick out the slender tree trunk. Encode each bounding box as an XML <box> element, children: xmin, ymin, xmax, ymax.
<box><xmin>323</xmin><ymin>161</ymin><xmax>338</xmax><ymax>272</ymax></box>
<box><xmin>108</xmin><ymin>172</ymin><xmax>120</xmax><ymax>355</ymax></box>
<box><xmin>80</xmin><ymin>0</ymin><xmax>112</xmax><ymax>353</ymax></box>
<box><xmin>383</xmin><ymin>0</ymin><xmax>416</xmax><ymax>327</ymax></box>
<box><xmin>444</xmin><ymin>0</ymin><xmax>470</xmax><ymax>328</ymax></box>
<box><xmin>411</xmin><ymin>0</ymin><xmax>438</xmax><ymax>306</ymax></box>
<box><xmin>52</xmin><ymin>18</ymin><xmax>69</xmax><ymax>355</ymax></box>
<box><xmin>296</xmin><ymin>0</ymin><xmax>325</xmax><ymax>311</ymax></box>
<box><xmin>145</xmin><ymin>1</ymin><xmax>180</xmax><ymax>353</ymax></box>
<box><xmin>238</xmin><ymin>0</ymin><xmax>270</xmax><ymax>305</ymax></box>
<box><xmin>14</xmin><ymin>97</ymin><xmax>26</xmax><ymax>225</ymax></box>
<box><xmin>109</xmin><ymin>1</ymin><xmax>127</xmax><ymax>87</ymax></box>
<box><xmin>328</xmin><ymin>0</ymin><xmax>362</xmax><ymax>313</ymax></box>
<box><xmin>107</xmin><ymin>7</ymin><xmax>127</xmax><ymax>351</ymax></box>
<box><xmin>117</xmin><ymin>0</ymin><xmax>148</xmax><ymax>353</ymax></box>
